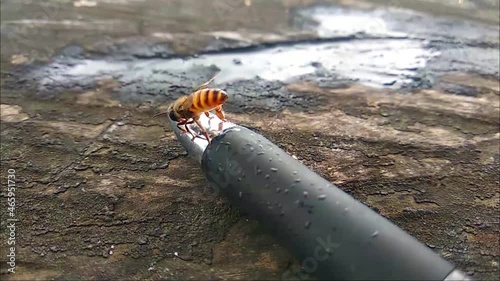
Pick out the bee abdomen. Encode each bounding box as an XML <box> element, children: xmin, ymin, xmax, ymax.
<box><xmin>192</xmin><ymin>89</ymin><xmax>228</xmax><ymax>111</ymax></box>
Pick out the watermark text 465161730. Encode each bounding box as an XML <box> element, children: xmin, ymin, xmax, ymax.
<box><xmin>6</xmin><ymin>168</ymin><xmax>18</xmax><ymax>274</ymax></box>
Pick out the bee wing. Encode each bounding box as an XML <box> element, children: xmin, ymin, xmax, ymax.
<box><xmin>195</xmin><ymin>72</ymin><xmax>220</xmax><ymax>91</ymax></box>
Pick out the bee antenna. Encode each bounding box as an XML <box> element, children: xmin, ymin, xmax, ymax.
<box><xmin>196</xmin><ymin>72</ymin><xmax>221</xmax><ymax>91</ymax></box>
<box><xmin>208</xmin><ymin>72</ymin><xmax>221</xmax><ymax>84</ymax></box>
<box><xmin>153</xmin><ymin>111</ymin><xmax>169</xmax><ymax>118</ymax></box>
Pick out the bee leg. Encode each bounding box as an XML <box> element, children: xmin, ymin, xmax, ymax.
<box><xmin>204</xmin><ymin>111</ymin><xmax>213</xmax><ymax>127</ymax></box>
<box><xmin>184</xmin><ymin>124</ymin><xmax>199</xmax><ymax>140</ymax></box>
<box><xmin>215</xmin><ymin>106</ymin><xmax>227</xmax><ymax>121</ymax></box>
<box><xmin>205</xmin><ymin>111</ymin><xmax>220</xmax><ymax>128</ymax></box>
<box><xmin>176</xmin><ymin>118</ymin><xmax>190</xmax><ymax>132</ymax></box>
<box><xmin>187</xmin><ymin>122</ymin><xmax>207</xmax><ymax>141</ymax></box>
<box><xmin>177</xmin><ymin>119</ymin><xmax>198</xmax><ymax>140</ymax></box>
<box><xmin>207</xmin><ymin>111</ymin><xmax>218</xmax><ymax>121</ymax></box>
<box><xmin>193</xmin><ymin>118</ymin><xmax>211</xmax><ymax>142</ymax></box>
<box><xmin>178</xmin><ymin>117</ymin><xmax>206</xmax><ymax>141</ymax></box>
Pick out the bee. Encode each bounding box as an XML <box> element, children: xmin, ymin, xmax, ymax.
<box><xmin>160</xmin><ymin>75</ymin><xmax>229</xmax><ymax>142</ymax></box>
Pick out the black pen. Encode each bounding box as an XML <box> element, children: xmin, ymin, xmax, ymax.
<box><xmin>169</xmin><ymin>112</ymin><xmax>470</xmax><ymax>281</ymax></box>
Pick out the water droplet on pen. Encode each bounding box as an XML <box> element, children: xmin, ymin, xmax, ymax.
<box><xmin>224</xmin><ymin>142</ymin><xmax>231</xmax><ymax>146</ymax></box>
<box><xmin>294</xmin><ymin>178</ymin><xmax>301</xmax><ymax>183</ymax></box>
<box><xmin>208</xmin><ymin>157</ymin><xmax>212</xmax><ymax>162</ymax></box>
<box><xmin>372</xmin><ymin>231</ymin><xmax>379</xmax><ymax>238</ymax></box>
<box><xmin>265</xmin><ymin>174</ymin><xmax>270</xmax><ymax>179</ymax></box>
<box><xmin>270</xmin><ymin>167</ymin><xmax>278</xmax><ymax>172</ymax></box>
<box><xmin>269</xmin><ymin>157</ymin><xmax>272</xmax><ymax>162</ymax></box>
<box><xmin>238</xmin><ymin>177</ymin><xmax>242</xmax><ymax>182</ymax></box>
<box><xmin>280</xmin><ymin>211</ymin><xmax>285</xmax><ymax>216</ymax></box>
<box><xmin>343</xmin><ymin>207</ymin><xmax>349</xmax><ymax>213</ymax></box>
<box><xmin>250</xmin><ymin>146</ymin><xmax>254</xmax><ymax>152</ymax></box>
<box><xmin>216</xmin><ymin>144</ymin><xmax>221</xmax><ymax>152</ymax></box>
<box><xmin>239</xmin><ymin>192</ymin><xmax>242</xmax><ymax>198</ymax></box>
<box><xmin>284</xmin><ymin>189</ymin><xmax>289</xmax><ymax>194</ymax></box>
<box><xmin>303</xmin><ymin>191</ymin><xmax>308</xmax><ymax>198</ymax></box>
<box><xmin>305</xmin><ymin>221</ymin><xmax>311</xmax><ymax>229</ymax></box>
<box><xmin>318</xmin><ymin>194</ymin><xmax>327</xmax><ymax>200</ymax></box>
<box><xmin>259</xmin><ymin>144</ymin><xmax>263</xmax><ymax>149</ymax></box>
<box><xmin>278</xmin><ymin>158</ymin><xmax>282</xmax><ymax>162</ymax></box>
<box><xmin>292</xmin><ymin>171</ymin><xmax>298</xmax><ymax>175</ymax></box>
<box><xmin>257</xmin><ymin>152</ymin><xmax>264</xmax><ymax>155</ymax></box>
<box><xmin>276</xmin><ymin>188</ymin><xmax>281</xmax><ymax>193</ymax></box>
<box><xmin>295</xmin><ymin>200</ymin><xmax>304</xmax><ymax>207</ymax></box>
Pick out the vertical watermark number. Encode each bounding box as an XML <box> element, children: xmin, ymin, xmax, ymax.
<box><xmin>6</xmin><ymin>168</ymin><xmax>17</xmax><ymax>274</ymax></box>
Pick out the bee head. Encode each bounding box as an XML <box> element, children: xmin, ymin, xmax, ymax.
<box><xmin>165</xmin><ymin>103</ymin><xmax>178</xmax><ymax>121</ymax></box>
<box><xmin>169</xmin><ymin>110</ymin><xmax>179</xmax><ymax>122</ymax></box>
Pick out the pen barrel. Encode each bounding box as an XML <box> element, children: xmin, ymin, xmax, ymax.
<box><xmin>201</xmin><ymin>126</ymin><xmax>455</xmax><ymax>280</ymax></box>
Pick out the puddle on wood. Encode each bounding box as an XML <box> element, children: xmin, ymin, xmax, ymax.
<box><xmin>27</xmin><ymin>4</ymin><xmax>498</xmax><ymax>108</ymax></box>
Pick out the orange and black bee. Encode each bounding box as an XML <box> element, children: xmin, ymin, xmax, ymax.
<box><xmin>162</xmin><ymin>76</ymin><xmax>228</xmax><ymax>141</ymax></box>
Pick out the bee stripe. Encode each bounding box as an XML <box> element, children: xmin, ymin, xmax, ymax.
<box><xmin>204</xmin><ymin>89</ymin><xmax>213</xmax><ymax>108</ymax></box>
<box><xmin>196</xmin><ymin>91</ymin><xmax>204</xmax><ymax>110</ymax></box>
<box><xmin>191</xmin><ymin>91</ymin><xmax>200</xmax><ymax>110</ymax></box>
<box><xmin>197</xmin><ymin>90</ymin><xmax>205</xmax><ymax>109</ymax></box>
<box><xmin>204</xmin><ymin>89</ymin><xmax>212</xmax><ymax>109</ymax></box>
<box><xmin>198</xmin><ymin>90</ymin><xmax>205</xmax><ymax>110</ymax></box>
<box><xmin>216</xmin><ymin>90</ymin><xmax>223</xmax><ymax>104</ymax></box>
<box><xmin>211</xmin><ymin>89</ymin><xmax>219</xmax><ymax>105</ymax></box>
